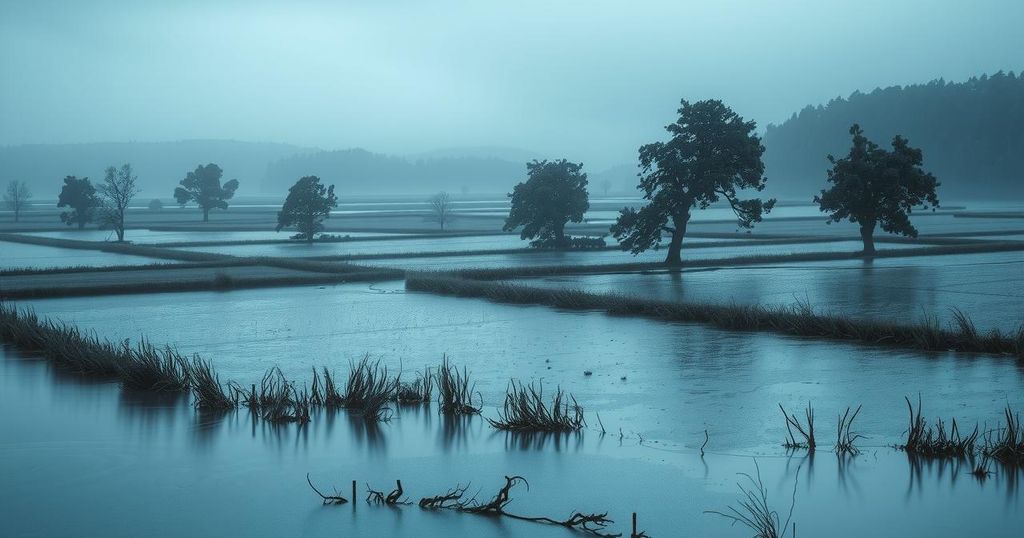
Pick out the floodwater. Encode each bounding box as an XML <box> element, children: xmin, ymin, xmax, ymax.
<box><xmin>21</xmin><ymin>229</ymin><xmax>406</xmax><ymax>244</ymax></box>
<box><xmin>518</xmin><ymin>251</ymin><xmax>1024</xmax><ymax>332</ymax></box>
<box><xmin>3</xmin><ymin>287</ymin><xmax>1023</xmax><ymax>537</ymax></box>
<box><xmin>178</xmin><ymin>234</ymin><xmax>560</xmax><ymax>258</ymax></box>
<box><xmin>0</xmin><ymin>241</ymin><xmax>177</xmax><ymax>270</ymax></box>
<box><xmin>687</xmin><ymin>213</ymin><xmax>1024</xmax><ymax>238</ymax></box>
<box><xmin>362</xmin><ymin>240</ymin><xmax>920</xmax><ymax>271</ymax></box>
<box><xmin>18</xmin><ymin>283</ymin><xmax>1024</xmax><ymax>452</ymax></box>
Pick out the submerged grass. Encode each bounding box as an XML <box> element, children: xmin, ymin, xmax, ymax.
<box><xmin>395</xmin><ymin>366</ymin><xmax>433</xmax><ymax>404</ymax></box>
<box><xmin>343</xmin><ymin>356</ymin><xmax>396</xmax><ymax>420</ymax></box>
<box><xmin>405</xmin><ymin>274</ymin><xmax>1024</xmax><ymax>358</ymax></box>
<box><xmin>488</xmin><ymin>380</ymin><xmax>585</xmax><ymax>432</ymax></box>
<box><xmin>898</xmin><ymin>396</ymin><xmax>978</xmax><ymax>458</ymax></box>
<box><xmin>436</xmin><ymin>356</ymin><xmax>481</xmax><ymax>415</ymax></box>
<box><xmin>983</xmin><ymin>406</ymin><xmax>1024</xmax><ymax>466</ymax></box>
<box><xmin>779</xmin><ymin>403</ymin><xmax>816</xmax><ymax>451</ymax></box>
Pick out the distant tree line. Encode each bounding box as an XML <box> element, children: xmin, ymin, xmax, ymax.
<box><xmin>764</xmin><ymin>71</ymin><xmax>1022</xmax><ymax>198</ymax></box>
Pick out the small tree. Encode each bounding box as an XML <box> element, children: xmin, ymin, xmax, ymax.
<box><xmin>57</xmin><ymin>176</ymin><xmax>100</xmax><ymax>229</ymax></box>
<box><xmin>276</xmin><ymin>176</ymin><xmax>338</xmax><ymax>243</ymax></box>
<box><xmin>428</xmin><ymin>191</ymin><xmax>455</xmax><ymax>231</ymax></box>
<box><xmin>148</xmin><ymin>199</ymin><xmax>164</xmax><ymax>210</ymax></box>
<box><xmin>173</xmin><ymin>163</ymin><xmax>240</xmax><ymax>222</ymax></box>
<box><xmin>611</xmin><ymin>99</ymin><xmax>775</xmax><ymax>265</ymax></box>
<box><xmin>503</xmin><ymin>159</ymin><xmax>589</xmax><ymax>247</ymax></box>
<box><xmin>97</xmin><ymin>163</ymin><xmax>139</xmax><ymax>242</ymax></box>
<box><xmin>815</xmin><ymin>124</ymin><xmax>940</xmax><ymax>253</ymax></box>
<box><xmin>4</xmin><ymin>180</ymin><xmax>31</xmax><ymax>223</ymax></box>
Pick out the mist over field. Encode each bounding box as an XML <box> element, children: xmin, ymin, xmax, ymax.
<box><xmin>2</xmin><ymin>0</ymin><xmax>1022</xmax><ymax>197</ymax></box>
<box><xmin>2</xmin><ymin>3</ymin><xmax>1023</xmax><ymax>538</ymax></box>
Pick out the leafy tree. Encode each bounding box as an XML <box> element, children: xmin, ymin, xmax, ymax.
<box><xmin>503</xmin><ymin>159</ymin><xmax>589</xmax><ymax>247</ymax></box>
<box><xmin>97</xmin><ymin>163</ymin><xmax>139</xmax><ymax>242</ymax></box>
<box><xmin>4</xmin><ymin>180</ymin><xmax>31</xmax><ymax>223</ymax></box>
<box><xmin>612</xmin><ymin>99</ymin><xmax>775</xmax><ymax>265</ymax></box>
<box><xmin>148</xmin><ymin>198</ymin><xmax>164</xmax><ymax>210</ymax></box>
<box><xmin>815</xmin><ymin>124</ymin><xmax>940</xmax><ymax>253</ymax></box>
<box><xmin>428</xmin><ymin>191</ymin><xmax>455</xmax><ymax>231</ymax></box>
<box><xmin>57</xmin><ymin>175</ymin><xmax>100</xmax><ymax>229</ymax></box>
<box><xmin>276</xmin><ymin>176</ymin><xmax>338</xmax><ymax>243</ymax></box>
<box><xmin>173</xmin><ymin>163</ymin><xmax>240</xmax><ymax>221</ymax></box>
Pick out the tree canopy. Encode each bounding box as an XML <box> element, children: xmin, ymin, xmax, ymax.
<box><xmin>815</xmin><ymin>124</ymin><xmax>940</xmax><ymax>253</ymax></box>
<box><xmin>173</xmin><ymin>163</ymin><xmax>239</xmax><ymax>221</ymax></box>
<box><xmin>503</xmin><ymin>159</ymin><xmax>589</xmax><ymax>247</ymax></box>
<box><xmin>611</xmin><ymin>99</ymin><xmax>775</xmax><ymax>265</ymax></box>
<box><xmin>57</xmin><ymin>175</ymin><xmax>100</xmax><ymax>229</ymax></box>
<box><xmin>276</xmin><ymin>176</ymin><xmax>338</xmax><ymax>242</ymax></box>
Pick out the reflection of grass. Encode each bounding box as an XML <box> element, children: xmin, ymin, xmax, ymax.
<box><xmin>488</xmin><ymin>381</ymin><xmax>585</xmax><ymax>432</ymax></box>
<box><xmin>406</xmin><ymin>274</ymin><xmax>1024</xmax><ymax>358</ymax></box>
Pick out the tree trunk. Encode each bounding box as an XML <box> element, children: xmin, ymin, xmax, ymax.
<box><xmin>203</xmin><ymin>208</ymin><xmax>210</xmax><ymax>222</ymax></box>
<box><xmin>77</xmin><ymin>219</ymin><xmax>85</xmax><ymax>230</ymax></box>
<box><xmin>554</xmin><ymin>222</ymin><xmax>565</xmax><ymax>246</ymax></box>
<box><xmin>664</xmin><ymin>213</ymin><xmax>690</xmax><ymax>266</ymax></box>
<box><xmin>860</xmin><ymin>222</ymin><xmax>876</xmax><ymax>254</ymax></box>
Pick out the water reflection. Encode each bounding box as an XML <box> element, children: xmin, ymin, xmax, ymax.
<box><xmin>498</xmin><ymin>430</ymin><xmax>583</xmax><ymax>452</ymax></box>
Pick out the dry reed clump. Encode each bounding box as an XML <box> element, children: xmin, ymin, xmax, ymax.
<box><xmin>117</xmin><ymin>340</ymin><xmax>192</xmax><ymax>392</ymax></box>
<box><xmin>395</xmin><ymin>366</ymin><xmax>433</xmax><ymax>404</ymax></box>
<box><xmin>342</xmin><ymin>356</ymin><xmax>395</xmax><ymax>420</ymax></box>
<box><xmin>834</xmin><ymin>405</ymin><xmax>864</xmax><ymax>455</ymax></box>
<box><xmin>436</xmin><ymin>356</ymin><xmax>481</xmax><ymax>415</ymax></box>
<box><xmin>191</xmin><ymin>356</ymin><xmax>237</xmax><ymax>410</ymax></box>
<box><xmin>982</xmin><ymin>406</ymin><xmax>1024</xmax><ymax>466</ymax></box>
<box><xmin>488</xmin><ymin>380</ymin><xmax>585</xmax><ymax>432</ymax></box>
<box><xmin>779</xmin><ymin>403</ymin><xmax>816</xmax><ymax>451</ymax></box>
<box><xmin>898</xmin><ymin>396</ymin><xmax>978</xmax><ymax>458</ymax></box>
<box><xmin>705</xmin><ymin>460</ymin><xmax>797</xmax><ymax>538</ymax></box>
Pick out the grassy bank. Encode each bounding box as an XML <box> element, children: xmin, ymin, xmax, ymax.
<box><xmin>0</xmin><ymin>259</ymin><xmax>254</xmax><ymax>277</ymax></box>
<box><xmin>446</xmin><ymin>241</ymin><xmax>1024</xmax><ymax>281</ymax></box>
<box><xmin>0</xmin><ymin>233</ymin><xmax>236</xmax><ymax>262</ymax></box>
<box><xmin>405</xmin><ymin>273</ymin><xmax>1024</xmax><ymax>358</ymax></box>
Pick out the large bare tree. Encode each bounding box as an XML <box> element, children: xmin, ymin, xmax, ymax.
<box><xmin>98</xmin><ymin>163</ymin><xmax>140</xmax><ymax>242</ymax></box>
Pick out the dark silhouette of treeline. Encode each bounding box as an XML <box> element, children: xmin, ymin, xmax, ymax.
<box><xmin>764</xmin><ymin>71</ymin><xmax>1023</xmax><ymax>199</ymax></box>
<box><xmin>262</xmin><ymin>148</ymin><xmax>527</xmax><ymax>195</ymax></box>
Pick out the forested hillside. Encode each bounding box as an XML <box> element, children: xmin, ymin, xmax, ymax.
<box><xmin>764</xmin><ymin>71</ymin><xmax>1023</xmax><ymax>199</ymax></box>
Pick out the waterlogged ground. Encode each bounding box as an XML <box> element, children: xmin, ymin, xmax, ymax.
<box><xmin>361</xmin><ymin>240</ymin><xmax>920</xmax><ymax>271</ymax></box>
<box><xmin>17</xmin><ymin>283</ymin><xmax>1024</xmax><ymax>453</ymax></box>
<box><xmin>21</xmin><ymin>229</ymin><xmax>404</xmax><ymax>244</ymax></box>
<box><xmin>0</xmin><ymin>241</ymin><xmax>178</xmax><ymax>270</ymax></box>
<box><xmin>2</xmin><ymin>336</ymin><xmax>1023</xmax><ymax>537</ymax></box>
<box><xmin>519</xmin><ymin>251</ymin><xmax>1024</xmax><ymax>332</ymax></box>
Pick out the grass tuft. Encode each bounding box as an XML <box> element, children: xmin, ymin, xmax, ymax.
<box><xmin>488</xmin><ymin>380</ymin><xmax>585</xmax><ymax>432</ymax></box>
<box><xmin>436</xmin><ymin>356</ymin><xmax>481</xmax><ymax>415</ymax></box>
<box><xmin>898</xmin><ymin>396</ymin><xmax>977</xmax><ymax>458</ymax></box>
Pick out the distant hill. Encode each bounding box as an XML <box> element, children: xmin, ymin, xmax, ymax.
<box><xmin>263</xmin><ymin>148</ymin><xmax>531</xmax><ymax>195</ymax></box>
<box><xmin>0</xmin><ymin>140</ymin><xmax>312</xmax><ymax>198</ymax></box>
<box><xmin>763</xmin><ymin>71</ymin><xmax>1024</xmax><ymax>200</ymax></box>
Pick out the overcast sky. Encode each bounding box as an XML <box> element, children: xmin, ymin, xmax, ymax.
<box><xmin>2</xmin><ymin>0</ymin><xmax>1021</xmax><ymax>168</ymax></box>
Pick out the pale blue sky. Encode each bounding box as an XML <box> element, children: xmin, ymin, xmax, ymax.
<box><xmin>1</xmin><ymin>0</ymin><xmax>1021</xmax><ymax>167</ymax></box>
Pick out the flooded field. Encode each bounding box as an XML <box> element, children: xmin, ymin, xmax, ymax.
<box><xmin>21</xmin><ymin>229</ymin><xmax>407</xmax><ymax>244</ymax></box>
<box><xmin>3</xmin><ymin>284</ymin><xmax>1023</xmax><ymax>536</ymax></box>
<box><xmin>518</xmin><ymin>251</ymin><xmax>1024</xmax><ymax>332</ymax></box>
<box><xmin>0</xmin><ymin>241</ymin><xmax>177</xmax><ymax>270</ymax></box>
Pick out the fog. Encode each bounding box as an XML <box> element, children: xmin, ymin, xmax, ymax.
<box><xmin>3</xmin><ymin>0</ymin><xmax>1022</xmax><ymax>170</ymax></box>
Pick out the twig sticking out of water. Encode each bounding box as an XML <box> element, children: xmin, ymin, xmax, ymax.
<box><xmin>306</xmin><ymin>474</ymin><xmax>348</xmax><ymax>505</ymax></box>
<box><xmin>834</xmin><ymin>405</ymin><xmax>864</xmax><ymax>455</ymax></box>
<box><xmin>366</xmin><ymin>480</ymin><xmax>409</xmax><ymax>505</ymax></box>
<box><xmin>780</xmin><ymin>402</ymin><xmax>816</xmax><ymax>451</ymax></box>
<box><xmin>701</xmin><ymin>429</ymin><xmax>709</xmax><ymax>457</ymax></box>
<box><xmin>421</xmin><ymin>476</ymin><xmax>621</xmax><ymax>537</ymax></box>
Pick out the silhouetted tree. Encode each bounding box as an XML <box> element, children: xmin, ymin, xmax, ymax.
<box><xmin>148</xmin><ymin>199</ymin><xmax>163</xmax><ymax>210</ymax></box>
<box><xmin>97</xmin><ymin>163</ymin><xmax>139</xmax><ymax>242</ymax></box>
<box><xmin>612</xmin><ymin>99</ymin><xmax>775</xmax><ymax>265</ymax></box>
<box><xmin>173</xmin><ymin>163</ymin><xmax>239</xmax><ymax>222</ymax></box>
<box><xmin>57</xmin><ymin>176</ymin><xmax>100</xmax><ymax>229</ymax></box>
<box><xmin>503</xmin><ymin>159</ymin><xmax>589</xmax><ymax>247</ymax></box>
<box><xmin>428</xmin><ymin>191</ymin><xmax>455</xmax><ymax>231</ymax></box>
<box><xmin>276</xmin><ymin>176</ymin><xmax>338</xmax><ymax>243</ymax></box>
<box><xmin>4</xmin><ymin>180</ymin><xmax>31</xmax><ymax>223</ymax></box>
<box><xmin>815</xmin><ymin>124</ymin><xmax>940</xmax><ymax>253</ymax></box>
<box><xmin>764</xmin><ymin>72</ymin><xmax>1022</xmax><ymax>198</ymax></box>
